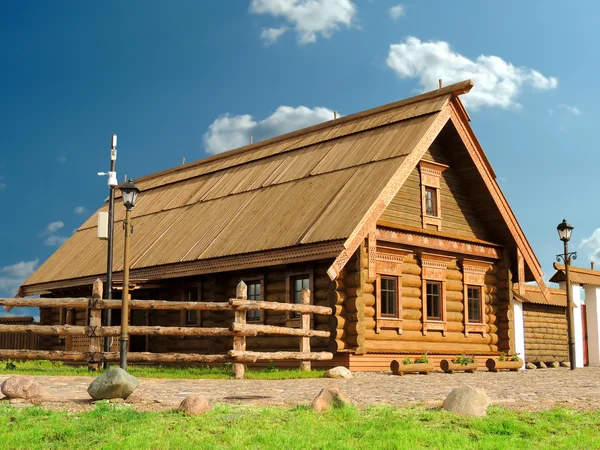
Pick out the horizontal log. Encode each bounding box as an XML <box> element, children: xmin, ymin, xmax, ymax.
<box><xmin>228</xmin><ymin>350</ymin><xmax>333</xmax><ymax>363</ymax></box>
<box><xmin>0</xmin><ymin>324</ymin><xmax>88</xmax><ymax>336</ymax></box>
<box><xmin>230</xmin><ymin>323</ymin><xmax>330</xmax><ymax>338</ymax></box>
<box><xmin>0</xmin><ymin>297</ymin><xmax>90</xmax><ymax>309</ymax></box>
<box><xmin>365</xmin><ymin>340</ymin><xmax>497</xmax><ymax>353</ymax></box>
<box><xmin>105</xmin><ymin>352</ymin><xmax>231</xmax><ymax>363</ymax></box>
<box><xmin>229</xmin><ymin>300</ymin><xmax>332</xmax><ymax>315</ymax></box>
<box><xmin>0</xmin><ymin>349</ymin><xmax>87</xmax><ymax>361</ymax></box>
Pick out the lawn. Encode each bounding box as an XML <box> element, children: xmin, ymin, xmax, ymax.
<box><xmin>0</xmin><ymin>402</ymin><xmax>598</xmax><ymax>450</ymax></box>
<box><xmin>0</xmin><ymin>360</ymin><xmax>325</xmax><ymax>380</ymax></box>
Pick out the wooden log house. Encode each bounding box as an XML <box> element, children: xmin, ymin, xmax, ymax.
<box><xmin>17</xmin><ymin>80</ymin><xmax>561</xmax><ymax>370</ymax></box>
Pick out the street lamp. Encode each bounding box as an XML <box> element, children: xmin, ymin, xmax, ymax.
<box><xmin>556</xmin><ymin>219</ymin><xmax>577</xmax><ymax>370</ymax></box>
<box><xmin>119</xmin><ymin>179</ymin><xmax>139</xmax><ymax>371</ymax></box>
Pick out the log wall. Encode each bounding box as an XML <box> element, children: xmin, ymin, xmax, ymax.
<box><xmin>364</xmin><ymin>250</ymin><xmax>502</xmax><ymax>355</ymax></box>
<box><xmin>523</xmin><ymin>303</ymin><xmax>568</xmax><ymax>364</ymax></box>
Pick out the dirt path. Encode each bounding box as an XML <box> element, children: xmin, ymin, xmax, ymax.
<box><xmin>2</xmin><ymin>366</ymin><xmax>600</xmax><ymax>412</ymax></box>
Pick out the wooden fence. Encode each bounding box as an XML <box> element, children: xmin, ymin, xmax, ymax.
<box><xmin>0</xmin><ymin>316</ymin><xmax>40</xmax><ymax>351</ymax></box>
<box><xmin>0</xmin><ymin>280</ymin><xmax>333</xmax><ymax>378</ymax></box>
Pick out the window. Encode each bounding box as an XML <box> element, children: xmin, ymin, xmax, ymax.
<box><xmin>380</xmin><ymin>276</ymin><xmax>398</xmax><ymax>317</ymax></box>
<box><xmin>185</xmin><ymin>286</ymin><xmax>201</xmax><ymax>326</ymax></box>
<box><xmin>291</xmin><ymin>275</ymin><xmax>310</xmax><ymax>318</ymax></box>
<box><xmin>246</xmin><ymin>280</ymin><xmax>262</xmax><ymax>322</ymax></box>
<box><xmin>467</xmin><ymin>286</ymin><xmax>482</xmax><ymax>323</ymax></box>
<box><xmin>426</xmin><ymin>282</ymin><xmax>442</xmax><ymax>320</ymax></box>
<box><xmin>419</xmin><ymin>160</ymin><xmax>447</xmax><ymax>230</ymax></box>
<box><xmin>424</xmin><ymin>187</ymin><xmax>438</xmax><ymax>217</ymax></box>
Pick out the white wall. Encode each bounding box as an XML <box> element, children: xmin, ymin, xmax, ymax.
<box><xmin>513</xmin><ymin>299</ymin><xmax>526</xmax><ymax>369</ymax></box>
<box><xmin>559</xmin><ymin>281</ymin><xmax>585</xmax><ymax>368</ymax></box>
<box><xmin>584</xmin><ymin>286</ymin><xmax>600</xmax><ymax>366</ymax></box>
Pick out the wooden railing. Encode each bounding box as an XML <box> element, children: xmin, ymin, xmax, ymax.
<box><xmin>0</xmin><ymin>280</ymin><xmax>333</xmax><ymax>378</ymax></box>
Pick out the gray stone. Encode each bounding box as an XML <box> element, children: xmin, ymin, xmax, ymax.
<box><xmin>311</xmin><ymin>387</ymin><xmax>353</xmax><ymax>412</ymax></box>
<box><xmin>178</xmin><ymin>394</ymin><xmax>211</xmax><ymax>415</ymax></box>
<box><xmin>324</xmin><ymin>366</ymin><xmax>353</xmax><ymax>379</ymax></box>
<box><xmin>87</xmin><ymin>368</ymin><xmax>140</xmax><ymax>400</ymax></box>
<box><xmin>525</xmin><ymin>362</ymin><xmax>537</xmax><ymax>370</ymax></box>
<box><xmin>538</xmin><ymin>362</ymin><xmax>547</xmax><ymax>369</ymax></box>
<box><xmin>1</xmin><ymin>376</ymin><xmax>41</xmax><ymax>400</ymax></box>
<box><xmin>550</xmin><ymin>362</ymin><xmax>560</xmax><ymax>368</ymax></box>
<box><xmin>442</xmin><ymin>385</ymin><xmax>489</xmax><ymax>417</ymax></box>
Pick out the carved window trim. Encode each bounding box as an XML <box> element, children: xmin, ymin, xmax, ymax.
<box><xmin>462</xmin><ymin>259</ymin><xmax>491</xmax><ymax>336</ymax></box>
<box><xmin>243</xmin><ymin>277</ymin><xmax>265</xmax><ymax>324</ymax></box>
<box><xmin>375</xmin><ymin>249</ymin><xmax>411</xmax><ymax>334</ymax></box>
<box><xmin>420</xmin><ymin>252</ymin><xmax>453</xmax><ymax>336</ymax></box>
<box><xmin>419</xmin><ymin>160</ymin><xmax>448</xmax><ymax>231</ymax></box>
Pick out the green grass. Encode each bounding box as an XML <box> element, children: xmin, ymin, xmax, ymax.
<box><xmin>0</xmin><ymin>360</ymin><xmax>325</xmax><ymax>380</ymax></box>
<box><xmin>0</xmin><ymin>402</ymin><xmax>598</xmax><ymax>450</ymax></box>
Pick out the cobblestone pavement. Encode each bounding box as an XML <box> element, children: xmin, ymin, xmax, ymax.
<box><xmin>1</xmin><ymin>367</ymin><xmax>600</xmax><ymax>411</ymax></box>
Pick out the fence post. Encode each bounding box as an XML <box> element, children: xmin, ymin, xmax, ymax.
<box><xmin>300</xmin><ymin>289</ymin><xmax>311</xmax><ymax>371</ymax></box>
<box><xmin>88</xmin><ymin>279</ymin><xmax>103</xmax><ymax>371</ymax></box>
<box><xmin>232</xmin><ymin>281</ymin><xmax>247</xmax><ymax>379</ymax></box>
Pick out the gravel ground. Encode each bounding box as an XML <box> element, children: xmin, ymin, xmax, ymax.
<box><xmin>2</xmin><ymin>366</ymin><xmax>600</xmax><ymax>412</ymax></box>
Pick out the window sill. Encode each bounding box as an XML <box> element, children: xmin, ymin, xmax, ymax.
<box><xmin>465</xmin><ymin>323</ymin><xmax>487</xmax><ymax>336</ymax></box>
<box><xmin>422</xmin><ymin>319</ymin><xmax>447</xmax><ymax>336</ymax></box>
<box><xmin>422</xmin><ymin>215</ymin><xmax>442</xmax><ymax>231</ymax></box>
<box><xmin>375</xmin><ymin>318</ymin><xmax>403</xmax><ymax>334</ymax></box>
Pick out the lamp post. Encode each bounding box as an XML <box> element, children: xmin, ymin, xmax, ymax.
<box><xmin>119</xmin><ymin>179</ymin><xmax>139</xmax><ymax>371</ymax></box>
<box><xmin>556</xmin><ymin>219</ymin><xmax>577</xmax><ymax>370</ymax></box>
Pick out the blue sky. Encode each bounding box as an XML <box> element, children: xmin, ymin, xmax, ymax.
<box><xmin>1</xmin><ymin>1</ymin><xmax>598</xmax><ymax>317</ymax></box>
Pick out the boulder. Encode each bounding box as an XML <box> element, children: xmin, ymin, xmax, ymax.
<box><xmin>311</xmin><ymin>387</ymin><xmax>353</xmax><ymax>412</ymax></box>
<box><xmin>1</xmin><ymin>376</ymin><xmax>41</xmax><ymax>400</ymax></box>
<box><xmin>550</xmin><ymin>362</ymin><xmax>560</xmax><ymax>368</ymax></box>
<box><xmin>525</xmin><ymin>362</ymin><xmax>537</xmax><ymax>370</ymax></box>
<box><xmin>538</xmin><ymin>361</ymin><xmax>547</xmax><ymax>369</ymax></box>
<box><xmin>87</xmin><ymin>368</ymin><xmax>140</xmax><ymax>400</ymax></box>
<box><xmin>178</xmin><ymin>394</ymin><xmax>211</xmax><ymax>415</ymax></box>
<box><xmin>442</xmin><ymin>386</ymin><xmax>489</xmax><ymax>417</ymax></box>
<box><xmin>324</xmin><ymin>366</ymin><xmax>353</xmax><ymax>379</ymax></box>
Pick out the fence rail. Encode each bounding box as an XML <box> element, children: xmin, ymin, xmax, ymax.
<box><xmin>0</xmin><ymin>280</ymin><xmax>333</xmax><ymax>378</ymax></box>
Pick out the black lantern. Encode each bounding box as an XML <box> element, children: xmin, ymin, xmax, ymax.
<box><xmin>120</xmin><ymin>180</ymin><xmax>139</xmax><ymax>211</ymax></box>
<box><xmin>557</xmin><ymin>219</ymin><xmax>574</xmax><ymax>243</ymax></box>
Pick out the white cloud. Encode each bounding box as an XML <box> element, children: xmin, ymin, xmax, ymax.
<box><xmin>0</xmin><ymin>259</ymin><xmax>38</xmax><ymax>297</ymax></box>
<box><xmin>389</xmin><ymin>4</ymin><xmax>405</xmax><ymax>19</ymax></box>
<box><xmin>559</xmin><ymin>104</ymin><xmax>581</xmax><ymax>116</ymax></box>
<box><xmin>250</xmin><ymin>0</ymin><xmax>357</xmax><ymax>44</ymax></box>
<box><xmin>74</xmin><ymin>206</ymin><xmax>87</xmax><ymax>215</ymax></box>
<box><xmin>44</xmin><ymin>235</ymin><xmax>68</xmax><ymax>247</ymax></box>
<box><xmin>559</xmin><ymin>125</ymin><xmax>567</xmax><ymax>133</ymax></box>
<box><xmin>386</xmin><ymin>37</ymin><xmax>558</xmax><ymax>110</ymax></box>
<box><xmin>0</xmin><ymin>183</ymin><xmax>5</xmax><ymax>191</ymax></box>
<box><xmin>497</xmin><ymin>176</ymin><xmax>508</xmax><ymax>183</ymax></box>
<box><xmin>57</xmin><ymin>156</ymin><xmax>67</xmax><ymax>164</ymax></box>
<box><xmin>44</xmin><ymin>221</ymin><xmax>64</xmax><ymax>234</ymax></box>
<box><xmin>260</xmin><ymin>26</ymin><xmax>288</xmax><ymax>44</ymax></box>
<box><xmin>203</xmin><ymin>105</ymin><xmax>336</xmax><ymax>154</ymax></box>
<box><xmin>0</xmin><ymin>307</ymin><xmax>40</xmax><ymax>321</ymax></box>
<box><xmin>581</xmin><ymin>229</ymin><xmax>600</xmax><ymax>263</ymax></box>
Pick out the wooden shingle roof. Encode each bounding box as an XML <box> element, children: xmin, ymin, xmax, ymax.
<box><xmin>550</xmin><ymin>263</ymin><xmax>600</xmax><ymax>286</ymax></box>
<box><xmin>20</xmin><ymin>79</ymin><xmax>549</xmax><ymax>298</ymax></box>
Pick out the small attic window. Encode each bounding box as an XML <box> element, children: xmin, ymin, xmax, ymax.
<box><xmin>419</xmin><ymin>160</ymin><xmax>448</xmax><ymax>231</ymax></box>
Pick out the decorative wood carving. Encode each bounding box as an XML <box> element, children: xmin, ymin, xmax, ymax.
<box><xmin>376</xmin><ymin>226</ymin><xmax>502</xmax><ymax>260</ymax></box>
<box><xmin>420</xmin><ymin>252</ymin><xmax>453</xmax><ymax>336</ymax></box>
<box><xmin>374</xmin><ymin>249</ymin><xmax>412</xmax><ymax>334</ymax></box>
<box><xmin>419</xmin><ymin>160</ymin><xmax>448</xmax><ymax>231</ymax></box>
<box><xmin>462</xmin><ymin>258</ymin><xmax>491</xmax><ymax>337</ymax></box>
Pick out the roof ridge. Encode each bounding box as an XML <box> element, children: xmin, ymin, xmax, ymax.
<box><xmin>132</xmin><ymin>80</ymin><xmax>473</xmax><ymax>186</ymax></box>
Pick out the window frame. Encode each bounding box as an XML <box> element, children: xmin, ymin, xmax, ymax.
<box><xmin>420</xmin><ymin>253</ymin><xmax>452</xmax><ymax>336</ymax></box>
<box><xmin>379</xmin><ymin>275</ymin><xmax>399</xmax><ymax>318</ymax></box>
<box><xmin>374</xmin><ymin>250</ymin><xmax>410</xmax><ymax>334</ymax></box>
<box><xmin>181</xmin><ymin>284</ymin><xmax>202</xmax><ymax>327</ymax></box>
<box><xmin>425</xmin><ymin>281</ymin><xmax>443</xmax><ymax>320</ymax></box>
<box><xmin>462</xmin><ymin>259</ymin><xmax>490</xmax><ymax>336</ymax></box>
<box><xmin>285</xmin><ymin>271</ymin><xmax>313</xmax><ymax>326</ymax></box>
<box><xmin>419</xmin><ymin>160</ymin><xmax>448</xmax><ymax>231</ymax></box>
<box><xmin>243</xmin><ymin>277</ymin><xmax>265</xmax><ymax>323</ymax></box>
<box><xmin>467</xmin><ymin>285</ymin><xmax>483</xmax><ymax>324</ymax></box>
